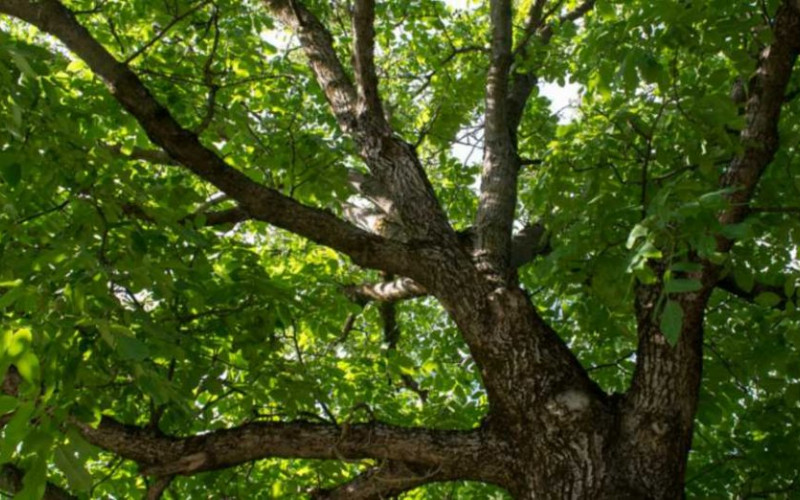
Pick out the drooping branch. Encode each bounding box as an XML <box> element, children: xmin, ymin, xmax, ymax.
<box><xmin>311</xmin><ymin>461</ymin><xmax>456</xmax><ymax>500</ymax></box>
<box><xmin>70</xmin><ymin>416</ymin><xmax>502</xmax><ymax>482</ymax></box>
<box><xmin>351</xmin><ymin>0</ymin><xmax>384</xmax><ymax>122</ymax></box>
<box><xmin>0</xmin><ymin>0</ymin><xmax>422</xmax><ymax>279</ymax></box>
<box><xmin>475</xmin><ymin>0</ymin><xmax>517</xmax><ymax>280</ymax></box>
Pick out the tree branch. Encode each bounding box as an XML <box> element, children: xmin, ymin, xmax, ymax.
<box><xmin>343</xmin><ymin>277</ymin><xmax>427</xmax><ymax>304</ymax></box>
<box><xmin>475</xmin><ymin>0</ymin><xmax>517</xmax><ymax>280</ymax></box>
<box><xmin>717</xmin><ymin>1</ymin><xmax>800</xmax><ymax>235</ymax></box>
<box><xmin>0</xmin><ymin>0</ymin><xmax>421</xmax><ymax>278</ymax></box>
<box><xmin>351</xmin><ymin>0</ymin><xmax>384</xmax><ymax>122</ymax></box>
<box><xmin>507</xmin><ymin>0</ymin><xmax>596</xmax><ymax>132</ymax></box>
<box><xmin>70</xmin><ymin>416</ymin><xmax>500</xmax><ymax>481</ymax></box>
<box><xmin>263</xmin><ymin>0</ymin><xmax>358</xmax><ymax>131</ymax></box>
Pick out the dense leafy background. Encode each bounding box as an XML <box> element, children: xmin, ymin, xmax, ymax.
<box><xmin>1</xmin><ymin>0</ymin><xmax>799</xmax><ymax>497</ymax></box>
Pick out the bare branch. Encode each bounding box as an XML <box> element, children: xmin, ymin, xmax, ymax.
<box><xmin>70</xmin><ymin>416</ymin><xmax>500</xmax><ymax>481</ymax></box>
<box><xmin>475</xmin><ymin>0</ymin><xmax>517</xmax><ymax>280</ymax></box>
<box><xmin>263</xmin><ymin>0</ymin><xmax>358</xmax><ymax>131</ymax></box>
<box><xmin>0</xmin><ymin>0</ymin><xmax>421</xmax><ymax>278</ymax></box>
<box><xmin>352</xmin><ymin>0</ymin><xmax>385</xmax><ymax>122</ymax></box>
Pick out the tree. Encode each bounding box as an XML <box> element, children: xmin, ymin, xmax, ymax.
<box><xmin>1</xmin><ymin>0</ymin><xmax>799</xmax><ymax>497</ymax></box>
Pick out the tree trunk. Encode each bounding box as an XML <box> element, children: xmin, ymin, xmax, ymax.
<box><xmin>444</xmin><ymin>286</ymin><xmax>699</xmax><ymax>500</ymax></box>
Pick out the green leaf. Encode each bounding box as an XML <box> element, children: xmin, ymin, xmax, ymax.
<box><xmin>733</xmin><ymin>268</ymin><xmax>754</xmax><ymax>293</ymax></box>
<box><xmin>117</xmin><ymin>335</ymin><xmax>150</xmax><ymax>361</ymax></box>
<box><xmin>755</xmin><ymin>292</ymin><xmax>782</xmax><ymax>308</ymax></box>
<box><xmin>54</xmin><ymin>445</ymin><xmax>93</xmax><ymax>492</ymax></box>
<box><xmin>626</xmin><ymin>223</ymin><xmax>648</xmax><ymax>249</ymax></box>
<box><xmin>660</xmin><ymin>300</ymin><xmax>683</xmax><ymax>346</ymax></box>
<box><xmin>0</xmin><ymin>161</ymin><xmax>21</xmax><ymax>187</ymax></box>
<box><xmin>16</xmin><ymin>351</ymin><xmax>41</xmax><ymax>385</ymax></box>
<box><xmin>0</xmin><ymin>395</ymin><xmax>17</xmax><ymax>415</ymax></box>
<box><xmin>0</xmin><ymin>401</ymin><xmax>34</xmax><ymax>463</ymax></box>
<box><xmin>664</xmin><ymin>279</ymin><xmax>702</xmax><ymax>294</ymax></box>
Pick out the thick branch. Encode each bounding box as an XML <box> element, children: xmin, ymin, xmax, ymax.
<box><xmin>351</xmin><ymin>0</ymin><xmax>384</xmax><ymax>122</ymax></box>
<box><xmin>476</xmin><ymin>0</ymin><xmax>517</xmax><ymax>280</ymax></box>
<box><xmin>71</xmin><ymin>417</ymin><xmax>499</xmax><ymax>481</ymax></box>
<box><xmin>0</xmin><ymin>0</ymin><xmax>420</xmax><ymax>278</ymax></box>
<box><xmin>630</xmin><ymin>0</ymin><xmax>800</xmax><ymax>407</ymax></box>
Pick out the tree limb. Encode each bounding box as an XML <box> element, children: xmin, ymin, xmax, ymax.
<box><xmin>351</xmin><ymin>0</ymin><xmax>385</xmax><ymax>122</ymax></box>
<box><xmin>507</xmin><ymin>0</ymin><xmax>596</xmax><ymax>132</ymax></box>
<box><xmin>70</xmin><ymin>416</ymin><xmax>500</xmax><ymax>481</ymax></box>
<box><xmin>475</xmin><ymin>0</ymin><xmax>517</xmax><ymax>280</ymax></box>
<box><xmin>717</xmin><ymin>2</ymin><xmax>800</xmax><ymax>235</ymax></box>
<box><xmin>0</xmin><ymin>0</ymin><xmax>421</xmax><ymax>278</ymax></box>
